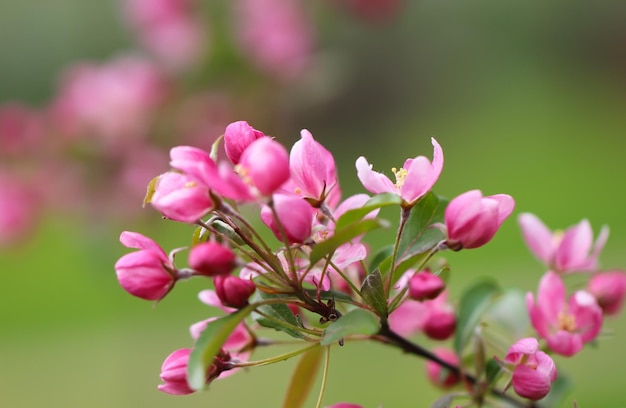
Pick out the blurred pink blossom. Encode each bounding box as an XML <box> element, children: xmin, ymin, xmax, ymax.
<box><xmin>588</xmin><ymin>270</ymin><xmax>626</xmax><ymax>315</ymax></box>
<box><xmin>503</xmin><ymin>337</ymin><xmax>557</xmax><ymax>401</ymax></box>
<box><xmin>0</xmin><ymin>174</ymin><xmax>39</xmax><ymax>247</ymax></box>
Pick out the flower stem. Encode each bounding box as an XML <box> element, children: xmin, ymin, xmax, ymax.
<box><xmin>231</xmin><ymin>343</ymin><xmax>321</xmax><ymax>368</ymax></box>
<box><xmin>315</xmin><ymin>346</ymin><xmax>331</xmax><ymax>408</ymax></box>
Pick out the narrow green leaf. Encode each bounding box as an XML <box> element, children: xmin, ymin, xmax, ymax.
<box><xmin>210</xmin><ymin>134</ymin><xmax>224</xmax><ymax>162</ymax></box>
<box><xmin>187</xmin><ymin>305</ymin><xmax>255</xmax><ymax>390</ymax></box>
<box><xmin>251</xmin><ymin>291</ymin><xmax>306</xmax><ymax>339</ymax></box>
<box><xmin>321</xmin><ymin>309</ymin><xmax>379</xmax><ymax>346</ymax></box>
<box><xmin>485</xmin><ymin>358</ymin><xmax>503</xmax><ymax>386</ymax></box>
<box><xmin>396</xmin><ymin>192</ymin><xmax>447</xmax><ymax>265</ymax></box>
<box><xmin>454</xmin><ymin>278</ymin><xmax>501</xmax><ymax>355</ymax></box>
<box><xmin>310</xmin><ymin>218</ymin><xmax>388</xmax><ymax>265</ymax></box>
<box><xmin>335</xmin><ymin>193</ymin><xmax>402</xmax><ymax>230</ymax></box>
<box><xmin>360</xmin><ymin>270</ymin><xmax>388</xmax><ymax>318</ymax></box>
<box><xmin>282</xmin><ymin>346</ymin><xmax>323</xmax><ymax>408</ymax></box>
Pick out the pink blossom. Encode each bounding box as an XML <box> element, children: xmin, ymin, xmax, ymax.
<box><xmin>503</xmin><ymin>337</ymin><xmax>558</xmax><ymax>401</ymax></box>
<box><xmin>355</xmin><ymin>137</ymin><xmax>443</xmax><ymax>207</ymax></box>
<box><xmin>224</xmin><ymin>121</ymin><xmax>265</xmax><ymax>165</ymax></box>
<box><xmin>150</xmin><ymin>172</ymin><xmax>213</xmax><ymax>222</ymax></box>
<box><xmin>288</xmin><ymin>129</ymin><xmax>341</xmax><ymax>206</ymax></box>
<box><xmin>239</xmin><ymin>137</ymin><xmax>290</xmax><ymax>196</ymax></box>
<box><xmin>123</xmin><ymin>0</ymin><xmax>206</xmax><ymax>70</ymax></box>
<box><xmin>518</xmin><ymin>213</ymin><xmax>609</xmax><ymax>273</ymax></box>
<box><xmin>388</xmin><ymin>288</ymin><xmax>455</xmax><ymax>339</ymax></box>
<box><xmin>115</xmin><ymin>231</ymin><xmax>175</xmax><ymax>300</ymax></box>
<box><xmin>527</xmin><ymin>271</ymin><xmax>603</xmax><ymax>356</ymax></box>
<box><xmin>408</xmin><ymin>270</ymin><xmax>445</xmax><ymax>301</ymax></box>
<box><xmin>588</xmin><ymin>270</ymin><xmax>626</xmax><ymax>315</ymax></box>
<box><xmin>0</xmin><ymin>103</ymin><xmax>43</xmax><ymax>156</ymax></box>
<box><xmin>425</xmin><ymin>348</ymin><xmax>460</xmax><ymax>388</ymax></box>
<box><xmin>188</xmin><ymin>242</ymin><xmax>236</xmax><ymax>276</ymax></box>
<box><xmin>444</xmin><ymin>190</ymin><xmax>515</xmax><ymax>250</ymax></box>
<box><xmin>234</xmin><ymin>0</ymin><xmax>314</xmax><ymax>80</ymax></box>
<box><xmin>157</xmin><ymin>348</ymin><xmax>195</xmax><ymax>395</ymax></box>
<box><xmin>0</xmin><ymin>175</ymin><xmax>39</xmax><ymax>247</ymax></box>
<box><xmin>51</xmin><ymin>56</ymin><xmax>168</xmax><ymax>149</ymax></box>
<box><xmin>214</xmin><ymin>275</ymin><xmax>256</xmax><ymax>308</ymax></box>
<box><xmin>261</xmin><ymin>194</ymin><xmax>315</xmax><ymax>243</ymax></box>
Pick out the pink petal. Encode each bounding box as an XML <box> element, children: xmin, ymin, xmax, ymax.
<box><xmin>554</xmin><ymin>219</ymin><xmax>593</xmax><ymax>271</ymax></box>
<box><xmin>444</xmin><ymin>190</ymin><xmax>482</xmax><ymax>237</ymax></box>
<box><xmin>119</xmin><ymin>231</ymin><xmax>167</xmax><ymax>259</ymax></box>
<box><xmin>355</xmin><ymin>156</ymin><xmax>396</xmax><ymax>195</ymax></box>
<box><xmin>505</xmin><ymin>337</ymin><xmax>539</xmax><ymax>364</ymax></box>
<box><xmin>518</xmin><ymin>213</ymin><xmax>554</xmax><ymax>265</ymax></box>
<box><xmin>546</xmin><ymin>330</ymin><xmax>583</xmax><ymax>357</ymax></box>
<box><xmin>569</xmin><ymin>290</ymin><xmax>603</xmax><ymax>343</ymax></box>
<box><xmin>537</xmin><ymin>271</ymin><xmax>566</xmax><ymax>323</ymax></box>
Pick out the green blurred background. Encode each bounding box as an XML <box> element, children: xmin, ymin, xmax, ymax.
<box><xmin>2</xmin><ymin>0</ymin><xmax>626</xmax><ymax>407</ymax></box>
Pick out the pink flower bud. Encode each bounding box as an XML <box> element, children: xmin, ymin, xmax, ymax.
<box><xmin>261</xmin><ymin>194</ymin><xmax>314</xmax><ymax>243</ymax></box>
<box><xmin>115</xmin><ymin>231</ymin><xmax>175</xmax><ymax>300</ymax></box>
<box><xmin>157</xmin><ymin>348</ymin><xmax>195</xmax><ymax>395</ymax></box>
<box><xmin>445</xmin><ymin>190</ymin><xmax>515</xmax><ymax>250</ymax></box>
<box><xmin>408</xmin><ymin>270</ymin><xmax>445</xmax><ymax>301</ymax></box>
<box><xmin>503</xmin><ymin>337</ymin><xmax>558</xmax><ymax>401</ymax></box>
<box><xmin>426</xmin><ymin>348</ymin><xmax>460</xmax><ymax>388</ymax></box>
<box><xmin>588</xmin><ymin>270</ymin><xmax>626</xmax><ymax>315</ymax></box>
<box><xmin>224</xmin><ymin>121</ymin><xmax>265</xmax><ymax>165</ymax></box>
<box><xmin>188</xmin><ymin>242</ymin><xmax>236</xmax><ymax>276</ymax></box>
<box><xmin>422</xmin><ymin>306</ymin><xmax>456</xmax><ymax>340</ymax></box>
<box><xmin>214</xmin><ymin>275</ymin><xmax>256</xmax><ymax>308</ymax></box>
<box><xmin>150</xmin><ymin>172</ymin><xmax>213</xmax><ymax>223</ymax></box>
<box><xmin>239</xmin><ymin>137</ymin><xmax>290</xmax><ymax>196</ymax></box>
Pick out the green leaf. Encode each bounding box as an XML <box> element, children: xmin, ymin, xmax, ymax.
<box><xmin>310</xmin><ymin>218</ymin><xmax>388</xmax><ymax>265</ymax></box>
<box><xmin>454</xmin><ymin>278</ymin><xmax>501</xmax><ymax>356</ymax></box>
<box><xmin>368</xmin><ymin>244</ymin><xmax>394</xmax><ymax>273</ymax></box>
<box><xmin>395</xmin><ymin>193</ymin><xmax>447</xmax><ymax>266</ymax></box>
<box><xmin>282</xmin><ymin>346</ymin><xmax>323</xmax><ymax>408</ymax></box>
<box><xmin>142</xmin><ymin>174</ymin><xmax>160</xmax><ymax>206</ymax></box>
<box><xmin>321</xmin><ymin>308</ymin><xmax>379</xmax><ymax>346</ymax></box>
<box><xmin>485</xmin><ymin>358</ymin><xmax>503</xmax><ymax>386</ymax></box>
<box><xmin>187</xmin><ymin>305</ymin><xmax>255</xmax><ymax>390</ymax></box>
<box><xmin>210</xmin><ymin>134</ymin><xmax>224</xmax><ymax>162</ymax></box>
<box><xmin>538</xmin><ymin>375</ymin><xmax>572</xmax><ymax>408</ymax></box>
<box><xmin>360</xmin><ymin>270</ymin><xmax>388</xmax><ymax>319</ymax></box>
<box><xmin>335</xmin><ymin>193</ymin><xmax>402</xmax><ymax>230</ymax></box>
<box><xmin>251</xmin><ymin>291</ymin><xmax>306</xmax><ymax>339</ymax></box>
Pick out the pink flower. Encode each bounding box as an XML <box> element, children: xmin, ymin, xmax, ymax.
<box><xmin>503</xmin><ymin>337</ymin><xmax>557</xmax><ymax>401</ymax></box>
<box><xmin>224</xmin><ymin>121</ymin><xmax>265</xmax><ymax>165</ymax></box>
<box><xmin>239</xmin><ymin>137</ymin><xmax>290</xmax><ymax>196</ymax></box>
<box><xmin>288</xmin><ymin>129</ymin><xmax>341</xmax><ymax>206</ymax></box>
<box><xmin>261</xmin><ymin>194</ymin><xmax>315</xmax><ymax>243</ymax></box>
<box><xmin>388</xmin><ymin>288</ymin><xmax>455</xmax><ymax>339</ymax></box>
<box><xmin>444</xmin><ymin>190</ymin><xmax>515</xmax><ymax>250</ymax></box>
<box><xmin>527</xmin><ymin>271</ymin><xmax>603</xmax><ymax>356</ymax></box>
<box><xmin>0</xmin><ymin>175</ymin><xmax>39</xmax><ymax>247</ymax></box>
<box><xmin>115</xmin><ymin>231</ymin><xmax>175</xmax><ymax>300</ymax></box>
<box><xmin>150</xmin><ymin>172</ymin><xmax>213</xmax><ymax>223</ymax></box>
<box><xmin>157</xmin><ymin>348</ymin><xmax>195</xmax><ymax>395</ymax></box>
<box><xmin>0</xmin><ymin>103</ymin><xmax>43</xmax><ymax>156</ymax></box>
<box><xmin>234</xmin><ymin>0</ymin><xmax>314</xmax><ymax>80</ymax></box>
<box><xmin>188</xmin><ymin>242</ymin><xmax>237</xmax><ymax>276</ymax></box>
<box><xmin>425</xmin><ymin>348</ymin><xmax>460</xmax><ymax>388</ymax></box>
<box><xmin>588</xmin><ymin>270</ymin><xmax>626</xmax><ymax>315</ymax></box>
<box><xmin>214</xmin><ymin>275</ymin><xmax>256</xmax><ymax>308</ymax></box>
<box><xmin>355</xmin><ymin>137</ymin><xmax>443</xmax><ymax>207</ymax></box>
<box><xmin>123</xmin><ymin>0</ymin><xmax>206</xmax><ymax>70</ymax></box>
<box><xmin>518</xmin><ymin>213</ymin><xmax>609</xmax><ymax>274</ymax></box>
<box><xmin>408</xmin><ymin>270</ymin><xmax>445</xmax><ymax>301</ymax></box>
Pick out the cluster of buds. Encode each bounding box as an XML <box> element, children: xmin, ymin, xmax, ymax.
<box><xmin>114</xmin><ymin>119</ymin><xmax>626</xmax><ymax>408</ymax></box>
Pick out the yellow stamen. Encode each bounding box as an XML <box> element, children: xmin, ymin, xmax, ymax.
<box><xmin>184</xmin><ymin>181</ymin><xmax>197</xmax><ymax>188</ymax></box>
<box><xmin>392</xmin><ymin>167</ymin><xmax>408</xmax><ymax>190</ymax></box>
<box><xmin>557</xmin><ymin>311</ymin><xmax>577</xmax><ymax>332</ymax></box>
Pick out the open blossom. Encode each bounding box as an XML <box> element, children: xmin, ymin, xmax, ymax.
<box><xmin>527</xmin><ymin>271</ymin><xmax>603</xmax><ymax>356</ymax></box>
<box><xmin>503</xmin><ymin>337</ymin><xmax>557</xmax><ymax>401</ymax></box>
<box><xmin>518</xmin><ymin>213</ymin><xmax>609</xmax><ymax>274</ymax></box>
<box><xmin>115</xmin><ymin>231</ymin><xmax>176</xmax><ymax>300</ymax></box>
<box><xmin>355</xmin><ymin>137</ymin><xmax>443</xmax><ymax>208</ymax></box>
<box><xmin>288</xmin><ymin>129</ymin><xmax>341</xmax><ymax>206</ymax></box>
<box><xmin>223</xmin><ymin>121</ymin><xmax>265</xmax><ymax>165</ymax></box>
<box><xmin>444</xmin><ymin>190</ymin><xmax>515</xmax><ymax>250</ymax></box>
<box><xmin>150</xmin><ymin>172</ymin><xmax>213</xmax><ymax>223</ymax></box>
<box><xmin>588</xmin><ymin>270</ymin><xmax>626</xmax><ymax>315</ymax></box>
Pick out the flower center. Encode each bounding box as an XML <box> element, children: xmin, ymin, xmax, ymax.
<box><xmin>392</xmin><ymin>167</ymin><xmax>408</xmax><ymax>190</ymax></box>
<box><xmin>557</xmin><ymin>311</ymin><xmax>577</xmax><ymax>332</ymax></box>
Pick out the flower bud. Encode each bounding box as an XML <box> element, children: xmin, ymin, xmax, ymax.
<box><xmin>426</xmin><ymin>348</ymin><xmax>460</xmax><ymax>388</ymax></box>
<box><xmin>408</xmin><ymin>270</ymin><xmax>445</xmax><ymax>301</ymax></box>
<box><xmin>115</xmin><ymin>231</ymin><xmax>175</xmax><ymax>301</ymax></box>
<box><xmin>261</xmin><ymin>194</ymin><xmax>314</xmax><ymax>243</ymax></box>
<box><xmin>445</xmin><ymin>190</ymin><xmax>514</xmax><ymax>250</ymax></box>
<box><xmin>224</xmin><ymin>121</ymin><xmax>265</xmax><ymax>165</ymax></box>
<box><xmin>588</xmin><ymin>270</ymin><xmax>626</xmax><ymax>315</ymax></box>
<box><xmin>214</xmin><ymin>275</ymin><xmax>256</xmax><ymax>308</ymax></box>
<box><xmin>503</xmin><ymin>338</ymin><xmax>558</xmax><ymax>401</ymax></box>
<box><xmin>239</xmin><ymin>137</ymin><xmax>290</xmax><ymax>196</ymax></box>
<box><xmin>150</xmin><ymin>172</ymin><xmax>213</xmax><ymax>223</ymax></box>
<box><xmin>158</xmin><ymin>348</ymin><xmax>195</xmax><ymax>395</ymax></box>
<box><xmin>422</xmin><ymin>306</ymin><xmax>456</xmax><ymax>340</ymax></box>
<box><xmin>188</xmin><ymin>242</ymin><xmax>236</xmax><ymax>276</ymax></box>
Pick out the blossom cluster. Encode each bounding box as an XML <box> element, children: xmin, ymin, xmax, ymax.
<box><xmin>112</xmin><ymin>119</ymin><xmax>625</xmax><ymax>406</ymax></box>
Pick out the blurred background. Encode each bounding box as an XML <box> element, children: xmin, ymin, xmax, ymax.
<box><xmin>2</xmin><ymin>0</ymin><xmax>626</xmax><ymax>406</ymax></box>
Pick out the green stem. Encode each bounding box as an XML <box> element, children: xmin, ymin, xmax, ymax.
<box><xmin>315</xmin><ymin>346</ymin><xmax>331</xmax><ymax>408</ymax></box>
<box><xmin>252</xmin><ymin>309</ymin><xmax>322</xmax><ymax>338</ymax></box>
<box><xmin>385</xmin><ymin>206</ymin><xmax>411</xmax><ymax>296</ymax></box>
<box><xmin>231</xmin><ymin>343</ymin><xmax>321</xmax><ymax>368</ymax></box>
